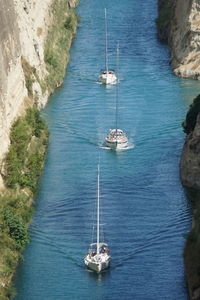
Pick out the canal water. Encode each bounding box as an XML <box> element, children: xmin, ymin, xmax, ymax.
<box><xmin>14</xmin><ymin>0</ymin><xmax>200</xmax><ymax>299</ymax></box>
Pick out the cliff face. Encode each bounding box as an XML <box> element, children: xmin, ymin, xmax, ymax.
<box><xmin>0</xmin><ymin>1</ymin><xmax>77</xmax><ymax>297</ymax></box>
<box><xmin>180</xmin><ymin>114</ymin><xmax>200</xmax><ymax>189</ymax></box>
<box><xmin>0</xmin><ymin>0</ymin><xmax>77</xmax><ymax>187</ymax></box>
<box><xmin>180</xmin><ymin>95</ymin><xmax>200</xmax><ymax>300</ymax></box>
<box><xmin>157</xmin><ymin>0</ymin><xmax>200</xmax><ymax>79</ymax></box>
<box><xmin>0</xmin><ymin>0</ymin><xmax>26</xmax><ymax>173</ymax></box>
<box><xmin>157</xmin><ymin>2</ymin><xmax>200</xmax><ymax>297</ymax></box>
<box><xmin>0</xmin><ymin>0</ymin><xmax>52</xmax><ymax>178</ymax></box>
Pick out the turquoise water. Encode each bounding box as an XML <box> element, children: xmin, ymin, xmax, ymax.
<box><xmin>14</xmin><ymin>0</ymin><xmax>200</xmax><ymax>299</ymax></box>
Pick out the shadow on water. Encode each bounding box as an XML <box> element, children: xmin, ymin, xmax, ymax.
<box><xmin>184</xmin><ymin>187</ymin><xmax>200</xmax><ymax>206</ymax></box>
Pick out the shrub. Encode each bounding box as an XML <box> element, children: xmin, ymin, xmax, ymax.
<box><xmin>4</xmin><ymin>107</ymin><xmax>48</xmax><ymax>190</ymax></box>
<box><xmin>3</xmin><ymin>209</ymin><xmax>29</xmax><ymax>250</ymax></box>
<box><xmin>21</xmin><ymin>58</ymin><xmax>34</xmax><ymax>98</ymax></box>
<box><xmin>26</xmin><ymin>107</ymin><xmax>47</xmax><ymax>137</ymax></box>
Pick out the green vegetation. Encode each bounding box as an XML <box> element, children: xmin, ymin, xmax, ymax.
<box><xmin>0</xmin><ymin>107</ymin><xmax>48</xmax><ymax>299</ymax></box>
<box><xmin>21</xmin><ymin>58</ymin><xmax>47</xmax><ymax>99</ymax></box>
<box><xmin>4</xmin><ymin>107</ymin><xmax>48</xmax><ymax>192</ymax></box>
<box><xmin>21</xmin><ymin>1</ymin><xmax>78</xmax><ymax>97</ymax></box>
<box><xmin>182</xmin><ymin>94</ymin><xmax>200</xmax><ymax>134</ymax></box>
<box><xmin>0</xmin><ymin>2</ymin><xmax>78</xmax><ymax>298</ymax></box>
<box><xmin>44</xmin><ymin>0</ymin><xmax>78</xmax><ymax>92</ymax></box>
<box><xmin>21</xmin><ymin>57</ymin><xmax>35</xmax><ymax>98</ymax></box>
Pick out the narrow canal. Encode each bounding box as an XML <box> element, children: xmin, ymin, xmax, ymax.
<box><xmin>14</xmin><ymin>0</ymin><xmax>200</xmax><ymax>299</ymax></box>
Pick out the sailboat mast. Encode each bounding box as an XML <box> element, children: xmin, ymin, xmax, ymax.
<box><xmin>97</xmin><ymin>164</ymin><xmax>100</xmax><ymax>254</ymax></box>
<box><xmin>115</xmin><ymin>44</ymin><xmax>119</xmax><ymax>140</ymax></box>
<box><xmin>105</xmin><ymin>8</ymin><xmax>108</xmax><ymax>73</ymax></box>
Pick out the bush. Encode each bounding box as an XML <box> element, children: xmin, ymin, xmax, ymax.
<box><xmin>4</xmin><ymin>107</ymin><xmax>48</xmax><ymax>190</ymax></box>
<box><xmin>3</xmin><ymin>209</ymin><xmax>29</xmax><ymax>250</ymax></box>
<box><xmin>21</xmin><ymin>57</ymin><xmax>34</xmax><ymax>98</ymax></box>
<box><xmin>26</xmin><ymin>107</ymin><xmax>47</xmax><ymax>137</ymax></box>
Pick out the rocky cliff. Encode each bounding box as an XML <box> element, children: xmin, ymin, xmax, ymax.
<box><xmin>157</xmin><ymin>2</ymin><xmax>200</xmax><ymax>299</ymax></box>
<box><xmin>157</xmin><ymin>0</ymin><xmax>200</xmax><ymax>79</ymax></box>
<box><xmin>181</xmin><ymin>118</ymin><xmax>200</xmax><ymax>189</ymax></box>
<box><xmin>180</xmin><ymin>95</ymin><xmax>200</xmax><ymax>300</ymax></box>
<box><xmin>0</xmin><ymin>0</ymin><xmax>77</xmax><ymax>297</ymax></box>
<box><xmin>0</xmin><ymin>0</ymin><xmax>77</xmax><ymax>187</ymax></box>
<box><xmin>180</xmin><ymin>95</ymin><xmax>200</xmax><ymax>189</ymax></box>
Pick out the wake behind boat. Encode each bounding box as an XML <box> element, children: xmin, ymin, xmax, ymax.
<box><xmin>99</xmin><ymin>8</ymin><xmax>117</xmax><ymax>85</ymax></box>
<box><xmin>84</xmin><ymin>165</ymin><xmax>111</xmax><ymax>273</ymax></box>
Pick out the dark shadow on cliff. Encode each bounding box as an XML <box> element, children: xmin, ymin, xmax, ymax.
<box><xmin>183</xmin><ymin>187</ymin><xmax>200</xmax><ymax>300</ymax></box>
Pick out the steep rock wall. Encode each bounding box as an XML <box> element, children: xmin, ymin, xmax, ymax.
<box><xmin>180</xmin><ymin>95</ymin><xmax>200</xmax><ymax>300</ymax></box>
<box><xmin>180</xmin><ymin>113</ymin><xmax>200</xmax><ymax>189</ymax></box>
<box><xmin>0</xmin><ymin>0</ymin><xmax>76</xmax><ymax>187</ymax></box>
<box><xmin>157</xmin><ymin>0</ymin><xmax>200</xmax><ymax>79</ymax></box>
<box><xmin>157</xmin><ymin>2</ymin><xmax>200</xmax><ymax>297</ymax></box>
<box><xmin>0</xmin><ymin>0</ymin><xmax>52</xmax><ymax>177</ymax></box>
<box><xmin>0</xmin><ymin>0</ymin><xmax>27</xmax><ymax>173</ymax></box>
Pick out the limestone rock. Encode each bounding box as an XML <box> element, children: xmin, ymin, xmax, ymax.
<box><xmin>158</xmin><ymin>0</ymin><xmax>200</xmax><ymax>80</ymax></box>
<box><xmin>0</xmin><ymin>0</ymin><xmax>54</xmax><ymax>187</ymax></box>
<box><xmin>68</xmin><ymin>0</ymin><xmax>77</xmax><ymax>8</ymax></box>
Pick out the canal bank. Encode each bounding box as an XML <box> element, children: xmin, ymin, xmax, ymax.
<box><xmin>0</xmin><ymin>0</ymin><xmax>78</xmax><ymax>298</ymax></box>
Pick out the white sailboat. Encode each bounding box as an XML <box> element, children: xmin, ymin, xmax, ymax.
<box><xmin>99</xmin><ymin>8</ymin><xmax>117</xmax><ymax>85</ymax></box>
<box><xmin>84</xmin><ymin>165</ymin><xmax>111</xmax><ymax>273</ymax></box>
<box><xmin>105</xmin><ymin>45</ymin><xmax>128</xmax><ymax>149</ymax></box>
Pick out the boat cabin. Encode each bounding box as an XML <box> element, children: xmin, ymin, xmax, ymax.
<box><xmin>88</xmin><ymin>242</ymin><xmax>110</xmax><ymax>256</ymax></box>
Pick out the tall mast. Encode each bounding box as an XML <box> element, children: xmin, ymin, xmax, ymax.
<box><xmin>115</xmin><ymin>44</ymin><xmax>119</xmax><ymax>140</ymax></box>
<box><xmin>97</xmin><ymin>164</ymin><xmax>100</xmax><ymax>254</ymax></box>
<box><xmin>105</xmin><ymin>8</ymin><xmax>108</xmax><ymax>73</ymax></box>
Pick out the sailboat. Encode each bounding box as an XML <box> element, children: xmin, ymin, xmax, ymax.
<box><xmin>99</xmin><ymin>8</ymin><xmax>117</xmax><ymax>85</ymax></box>
<box><xmin>105</xmin><ymin>45</ymin><xmax>128</xmax><ymax>149</ymax></box>
<box><xmin>84</xmin><ymin>165</ymin><xmax>111</xmax><ymax>273</ymax></box>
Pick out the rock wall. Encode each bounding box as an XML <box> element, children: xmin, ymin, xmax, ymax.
<box><xmin>0</xmin><ymin>0</ymin><xmax>52</xmax><ymax>174</ymax></box>
<box><xmin>157</xmin><ymin>0</ymin><xmax>200</xmax><ymax>79</ymax></box>
<box><xmin>180</xmin><ymin>113</ymin><xmax>200</xmax><ymax>189</ymax></box>
<box><xmin>180</xmin><ymin>95</ymin><xmax>200</xmax><ymax>300</ymax></box>
<box><xmin>0</xmin><ymin>0</ymin><xmax>76</xmax><ymax>187</ymax></box>
<box><xmin>157</xmin><ymin>2</ymin><xmax>200</xmax><ymax>298</ymax></box>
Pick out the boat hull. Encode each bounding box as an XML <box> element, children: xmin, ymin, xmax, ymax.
<box><xmin>85</xmin><ymin>259</ymin><xmax>110</xmax><ymax>273</ymax></box>
<box><xmin>105</xmin><ymin>139</ymin><xmax>128</xmax><ymax>149</ymax></box>
<box><xmin>99</xmin><ymin>72</ymin><xmax>117</xmax><ymax>85</ymax></box>
<box><xmin>84</xmin><ymin>254</ymin><xmax>111</xmax><ymax>273</ymax></box>
<box><xmin>105</xmin><ymin>129</ymin><xmax>128</xmax><ymax>150</ymax></box>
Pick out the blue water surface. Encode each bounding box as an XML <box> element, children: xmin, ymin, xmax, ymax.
<box><xmin>14</xmin><ymin>0</ymin><xmax>200</xmax><ymax>299</ymax></box>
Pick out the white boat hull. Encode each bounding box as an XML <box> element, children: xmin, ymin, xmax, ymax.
<box><xmin>105</xmin><ymin>129</ymin><xmax>128</xmax><ymax>149</ymax></box>
<box><xmin>99</xmin><ymin>72</ymin><xmax>117</xmax><ymax>85</ymax></box>
<box><xmin>105</xmin><ymin>139</ymin><xmax>128</xmax><ymax>149</ymax></box>
<box><xmin>84</xmin><ymin>254</ymin><xmax>111</xmax><ymax>273</ymax></box>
